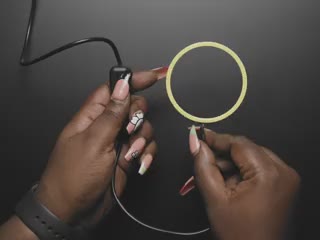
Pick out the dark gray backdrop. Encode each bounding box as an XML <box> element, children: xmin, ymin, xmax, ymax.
<box><xmin>1</xmin><ymin>0</ymin><xmax>319</xmax><ymax>239</ymax></box>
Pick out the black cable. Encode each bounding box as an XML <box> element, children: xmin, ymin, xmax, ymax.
<box><xmin>20</xmin><ymin>0</ymin><xmax>122</xmax><ymax>66</ymax></box>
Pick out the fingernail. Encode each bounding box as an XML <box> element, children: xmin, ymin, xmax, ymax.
<box><xmin>112</xmin><ymin>73</ymin><xmax>131</xmax><ymax>100</ymax></box>
<box><xmin>190</xmin><ymin>125</ymin><xmax>200</xmax><ymax>155</ymax></box>
<box><xmin>138</xmin><ymin>154</ymin><xmax>153</xmax><ymax>175</ymax></box>
<box><xmin>125</xmin><ymin>137</ymin><xmax>146</xmax><ymax>161</ymax></box>
<box><xmin>152</xmin><ymin>66</ymin><xmax>169</xmax><ymax>80</ymax></box>
<box><xmin>126</xmin><ymin>111</ymin><xmax>144</xmax><ymax>135</ymax></box>
<box><xmin>179</xmin><ymin>176</ymin><xmax>195</xmax><ymax>196</ymax></box>
<box><xmin>187</xmin><ymin>126</ymin><xmax>201</xmax><ymax>130</ymax></box>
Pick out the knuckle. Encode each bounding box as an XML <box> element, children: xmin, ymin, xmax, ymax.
<box><xmin>267</xmin><ymin>165</ymin><xmax>281</xmax><ymax>179</ymax></box>
<box><xmin>132</xmin><ymin>95</ymin><xmax>148</xmax><ymax>111</ymax></box>
<box><xmin>233</xmin><ymin>135</ymin><xmax>249</xmax><ymax>144</ymax></box>
<box><xmin>223</xmin><ymin>133</ymin><xmax>234</xmax><ymax>139</ymax></box>
<box><xmin>143</xmin><ymin>120</ymin><xmax>154</xmax><ymax>135</ymax></box>
<box><xmin>137</xmin><ymin>120</ymin><xmax>154</xmax><ymax>141</ymax></box>
<box><xmin>256</xmin><ymin>165</ymin><xmax>280</xmax><ymax>184</ymax></box>
<box><xmin>150</xmin><ymin>140</ymin><xmax>158</xmax><ymax>154</ymax></box>
<box><xmin>134</xmin><ymin>95</ymin><xmax>147</xmax><ymax>104</ymax></box>
<box><xmin>288</xmin><ymin>167</ymin><xmax>301</xmax><ymax>187</ymax></box>
<box><xmin>103</xmin><ymin>106</ymin><xmax>123</xmax><ymax>121</ymax></box>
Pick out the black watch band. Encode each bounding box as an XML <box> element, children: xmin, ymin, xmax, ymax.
<box><xmin>15</xmin><ymin>184</ymin><xmax>89</xmax><ymax>240</ymax></box>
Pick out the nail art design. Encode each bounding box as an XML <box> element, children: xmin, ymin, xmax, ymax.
<box><xmin>190</xmin><ymin>125</ymin><xmax>200</xmax><ymax>155</ymax></box>
<box><xmin>126</xmin><ymin>111</ymin><xmax>144</xmax><ymax>135</ymax></box>
<box><xmin>152</xmin><ymin>66</ymin><xmax>169</xmax><ymax>80</ymax></box>
<box><xmin>131</xmin><ymin>151</ymin><xmax>140</xmax><ymax>160</ymax></box>
<box><xmin>179</xmin><ymin>176</ymin><xmax>196</xmax><ymax>196</ymax></box>
<box><xmin>125</xmin><ymin>138</ymin><xmax>146</xmax><ymax>161</ymax></box>
<box><xmin>138</xmin><ymin>154</ymin><xmax>153</xmax><ymax>175</ymax></box>
<box><xmin>112</xmin><ymin>73</ymin><xmax>131</xmax><ymax>101</ymax></box>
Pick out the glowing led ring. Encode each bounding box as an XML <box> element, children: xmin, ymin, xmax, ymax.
<box><xmin>166</xmin><ymin>42</ymin><xmax>248</xmax><ymax>124</ymax></box>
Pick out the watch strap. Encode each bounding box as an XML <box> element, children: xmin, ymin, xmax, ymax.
<box><xmin>15</xmin><ymin>184</ymin><xmax>88</xmax><ymax>240</ymax></box>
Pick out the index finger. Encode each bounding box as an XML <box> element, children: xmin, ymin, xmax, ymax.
<box><xmin>131</xmin><ymin>67</ymin><xmax>168</xmax><ymax>91</ymax></box>
<box><xmin>62</xmin><ymin>67</ymin><xmax>167</xmax><ymax>139</ymax></box>
<box><xmin>204</xmin><ymin>129</ymin><xmax>274</xmax><ymax>180</ymax></box>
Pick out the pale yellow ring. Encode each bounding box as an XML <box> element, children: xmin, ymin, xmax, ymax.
<box><xmin>166</xmin><ymin>41</ymin><xmax>248</xmax><ymax>124</ymax></box>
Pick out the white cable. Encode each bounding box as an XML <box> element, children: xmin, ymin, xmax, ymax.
<box><xmin>111</xmin><ymin>143</ymin><xmax>210</xmax><ymax>236</ymax></box>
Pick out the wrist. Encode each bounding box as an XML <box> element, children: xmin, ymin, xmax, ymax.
<box><xmin>36</xmin><ymin>182</ymin><xmax>77</xmax><ymax>224</ymax></box>
<box><xmin>0</xmin><ymin>216</ymin><xmax>38</xmax><ymax>240</ymax></box>
<box><xmin>14</xmin><ymin>183</ymin><xmax>91</xmax><ymax>240</ymax></box>
<box><xmin>216</xmin><ymin>229</ymin><xmax>280</xmax><ymax>240</ymax></box>
<box><xmin>14</xmin><ymin>216</ymin><xmax>38</xmax><ymax>240</ymax></box>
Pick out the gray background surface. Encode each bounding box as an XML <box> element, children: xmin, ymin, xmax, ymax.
<box><xmin>1</xmin><ymin>0</ymin><xmax>319</xmax><ymax>239</ymax></box>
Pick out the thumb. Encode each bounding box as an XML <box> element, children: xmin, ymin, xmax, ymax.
<box><xmin>87</xmin><ymin>73</ymin><xmax>131</xmax><ymax>148</ymax></box>
<box><xmin>190</xmin><ymin>126</ymin><xmax>226</xmax><ymax>206</ymax></box>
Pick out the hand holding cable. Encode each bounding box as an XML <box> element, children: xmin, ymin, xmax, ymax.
<box><xmin>36</xmin><ymin>68</ymin><xmax>164</xmax><ymax>226</ymax></box>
